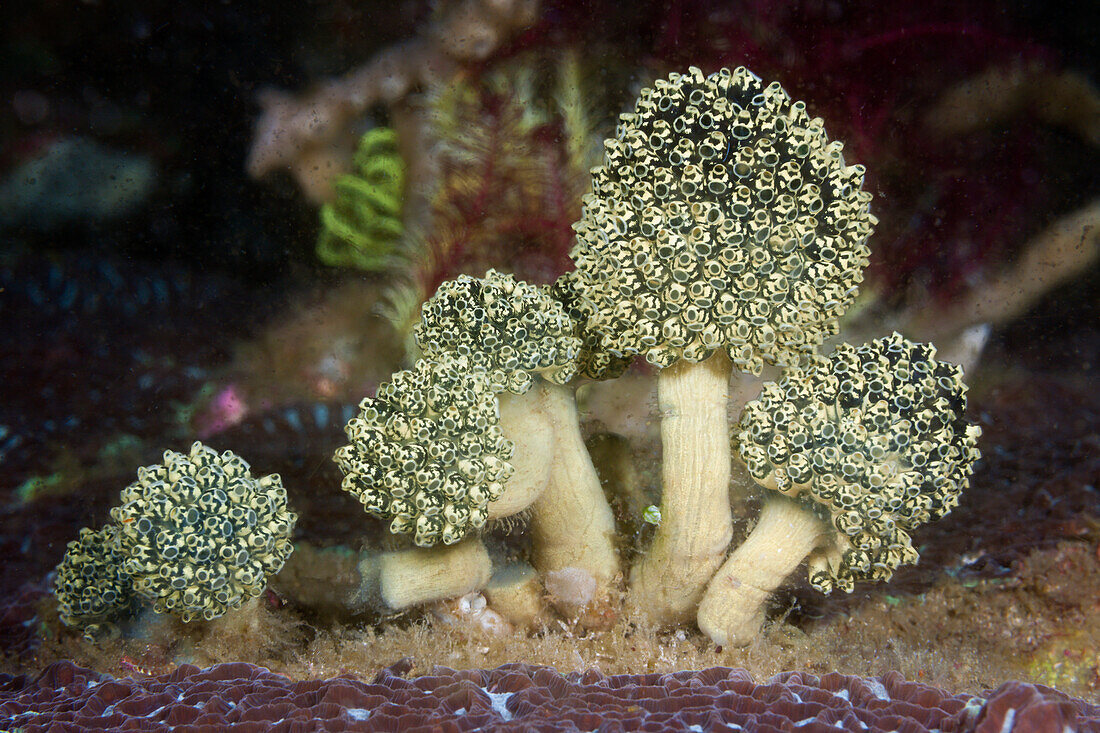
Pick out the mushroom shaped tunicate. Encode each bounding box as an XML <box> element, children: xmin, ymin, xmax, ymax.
<box><xmin>697</xmin><ymin>333</ymin><xmax>982</xmax><ymax>646</ymax></box>
<box><xmin>569</xmin><ymin>66</ymin><xmax>875</xmax><ymax>623</ymax></box>
<box><xmin>110</xmin><ymin>442</ymin><xmax>297</xmax><ymax>623</ymax></box>
<box><xmin>335</xmin><ymin>356</ymin><xmax>516</xmax><ymax>548</ymax></box>
<box><xmin>335</xmin><ymin>355</ymin><xmax>550</xmax><ymax>611</ymax></box>
<box><xmin>551</xmin><ymin>269</ymin><xmax>635</xmax><ymax>383</ymax></box>
<box><xmin>415</xmin><ymin>269</ymin><xmax>622</xmax><ymax>625</ymax></box>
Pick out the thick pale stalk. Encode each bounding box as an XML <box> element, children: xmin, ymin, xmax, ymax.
<box><xmin>529</xmin><ymin>381</ymin><xmax>620</xmax><ymax>625</ymax></box>
<box><xmin>483</xmin><ymin>562</ymin><xmax>550</xmax><ymax>630</ymax></box>
<box><xmin>629</xmin><ymin>352</ymin><xmax>733</xmax><ymax>625</ymax></box>
<box><xmin>489</xmin><ymin>391</ymin><xmax>555</xmax><ymax>519</ymax></box>
<box><xmin>379</xmin><ymin>538</ymin><xmax>491</xmax><ymax>610</ymax></box>
<box><xmin>697</xmin><ymin>496</ymin><xmax>828</xmax><ymax>646</ymax></box>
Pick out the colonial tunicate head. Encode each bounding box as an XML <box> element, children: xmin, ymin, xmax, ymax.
<box><xmin>414</xmin><ymin>269</ymin><xmax>582</xmax><ymax>394</ymax></box>
<box><xmin>54</xmin><ymin>524</ymin><xmax>135</xmax><ymax>632</ymax></box>
<box><xmin>334</xmin><ymin>357</ymin><xmax>514</xmax><ymax>547</ymax></box>
<box><xmin>551</xmin><ymin>269</ymin><xmax>634</xmax><ymax>381</ymax></box>
<box><xmin>735</xmin><ymin>332</ymin><xmax>981</xmax><ymax>592</ymax></box>
<box><xmin>110</xmin><ymin>442</ymin><xmax>297</xmax><ymax>622</ymax></box>
<box><xmin>570</xmin><ymin>66</ymin><xmax>875</xmax><ymax>374</ymax></box>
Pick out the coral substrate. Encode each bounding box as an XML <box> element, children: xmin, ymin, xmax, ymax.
<box><xmin>3</xmin><ymin>658</ymin><xmax>1097</xmax><ymax>732</ymax></box>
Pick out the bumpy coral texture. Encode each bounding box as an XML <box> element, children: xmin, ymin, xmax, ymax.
<box><xmin>52</xmin><ymin>525</ymin><xmax>134</xmax><ymax>631</ymax></box>
<box><xmin>738</xmin><ymin>333</ymin><xmax>982</xmax><ymax>593</ymax></box>
<box><xmin>571</xmin><ymin>66</ymin><xmax>874</xmax><ymax>373</ymax></box>
<box><xmin>4</xmin><ymin>660</ymin><xmax>1099</xmax><ymax>732</ymax></box>
<box><xmin>551</xmin><ymin>269</ymin><xmax>634</xmax><ymax>381</ymax></box>
<box><xmin>110</xmin><ymin>442</ymin><xmax>296</xmax><ymax>622</ymax></box>
<box><xmin>414</xmin><ymin>269</ymin><xmax>581</xmax><ymax>394</ymax></box>
<box><xmin>334</xmin><ymin>358</ymin><xmax>514</xmax><ymax>547</ymax></box>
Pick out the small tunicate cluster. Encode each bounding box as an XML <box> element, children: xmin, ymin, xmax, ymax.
<box><xmin>551</xmin><ymin>269</ymin><xmax>634</xmax><ymax>381</ymax></box>
<box><xmin>110</xmin><ymin>442</ymin><xmax>297</xmax><ymax>622</ymax></box>
<box><xmin>53</xmin><ymin>525</ymin><xmax>135</xmax><ymax>631</ymax></box>
<box><xmin>571</xmin><ymin>66</ymin><xmax>875</xmax><ymax>373</ymax></box>
<box><xmin>414</xmin><ymin>269</ymin><xmax>581</xmax><ymax>393</ymax></box>
<box><xmin>736</xmin><ymin>333</ymin><xmax>982</xmax><ymax>592</ymax></box>
<box><xmin>334</xmin><ymin>357</ymin><xmax>515</xmax><ymax>547</ymax></box>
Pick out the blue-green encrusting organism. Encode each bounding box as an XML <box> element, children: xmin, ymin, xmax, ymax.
<box><xmin>697</xmin><ymin>333</ymin><xmax>981</xmax><ymax>646</ymax></box>
<box><xmin>110</xmin><ymin>442</ymin><xmax>297</xmax><ymax>623</ymax></box>
<box><xmin>316</xmin><ymin>127</ymin><xmax>405</xmax><ymax>270</ymax></box>
<box><xmin>54</xmin><ymin>524</ymin><xmax>135</xmax><ymax>636</ymax></box>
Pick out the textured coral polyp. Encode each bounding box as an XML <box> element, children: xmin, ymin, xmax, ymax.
<box><xmin>2</xmin><ymin>660</ymin><xmax>1097</xmax><ymax>732</ymax></box>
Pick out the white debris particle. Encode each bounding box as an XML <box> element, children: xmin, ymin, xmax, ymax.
<box><xmin>481</xmin><ymin>687</ymin><xmax>514</xmax><ymax>721</ymax></box>
<box><xmin>347</xmin><ymin>708</ymin><xmax>370</xmax><ymax>721</ymax></box>
<box><xmin>866</xmin><ymin>679</ymin><xmax>890</xmax><ymax>701</ymax></box>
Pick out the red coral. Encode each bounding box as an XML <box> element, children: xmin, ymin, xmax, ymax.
<box><xmin>976</xmin><ymin>680</ymin><xmax>1096</xmax><ymax>733</ymax></box>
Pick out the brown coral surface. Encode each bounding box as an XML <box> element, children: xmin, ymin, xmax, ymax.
<box><xmin>3</xmin><ymin>659</ymin><xmax>1097</xmax><ymax>732</ymax></box>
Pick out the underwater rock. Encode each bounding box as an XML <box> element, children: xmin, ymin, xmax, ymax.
<box><xmin>0</xmin><ymin>137</ymin><xmax>155</xmax><ymax>229</ymax></box>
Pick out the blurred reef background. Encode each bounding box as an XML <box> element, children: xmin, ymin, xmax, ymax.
<box><xmin>0</xmin><ymin>0</ymin><xmax>1098</xmax><ymax>708</ymax></box>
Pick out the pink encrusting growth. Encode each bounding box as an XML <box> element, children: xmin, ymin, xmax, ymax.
<box><xmin>194</xmin><ymin>384</ymin><xmax>249</xmax><ymax>439</ymax></box>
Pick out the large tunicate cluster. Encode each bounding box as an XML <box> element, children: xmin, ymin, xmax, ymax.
<box><xmin>334</xmin><ymin>357</ymin><xmax>515</xmax><ymax>547</ymax></box>
<box><xmin>571</xmin><ymin>66</ymin><xmax>875</xmax><ymax>374</ymax></box>
<box><xmin>53</xmin><ymin>525</ymin><xmax>135</xmax><ymax>631</ymax></box>
<box><xmin>110</xmin><ymin>442</ymin><xmax>297</xmax><ymax>622</ymax></box>
<box><xmin>414</xmin><ymin>269</ymin><xmax>581</xmax><ymax>394</ymax></box>
<box><xmin>736</xmin><ymin>333</ymin><xmax>982</xmax><ymax>592</ymax></box>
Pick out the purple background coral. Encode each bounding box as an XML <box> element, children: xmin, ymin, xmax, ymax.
<box><xmin>3</xmin><ymin>660</ymin><xmax>1098</xmax><ymax>732</ymax></box>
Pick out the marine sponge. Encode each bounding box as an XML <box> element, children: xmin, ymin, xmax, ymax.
<box><xmin>334</xmin><ymin>357</ymin><xmax>515</xmax><ymax>547</ymax></box>
<box><xmin>571</xmin><ymin>65</ymin><xmax>874</xmax><ymax>373</ymax></box>
<box><xmin>110</xmin><ymin>442</ymin><xmax>297</xmax><ymax>623</ymax></box>
<box><xmin>53</xmin><ymin>525</ymin><xmax>135</xmax><ymax>632</ymax></box>
<box><xmin>316</xmin><ymin>127</ymin><xmax>405</xmax><ymax>271</ymax></box>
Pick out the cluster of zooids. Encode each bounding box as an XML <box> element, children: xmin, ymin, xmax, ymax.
<box><xmin>55</xmin><ymin>67</ymin><xmax>980</xmax><ymax>648</ymax></box>
<box><xmin>333</xmin><ymin>66</ymin><xmax>982</xmax><ymax>645</ymax></box>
